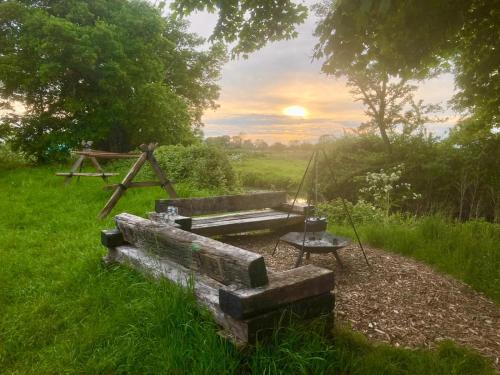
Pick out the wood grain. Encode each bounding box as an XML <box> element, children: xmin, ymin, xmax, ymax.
<box><xmin>114</xmin><ymin>213</ymin><xmax>268</xmax><ymax>287</ymax></box>
<box><xmin>155</xmin><ymin>191</ymin><xmax>288</xmax><ymax>216</ymax></box>
<box><xmin>219</xmin><ymin>265</ymin><xmax>334</xmax><ymax>319</ymax></box>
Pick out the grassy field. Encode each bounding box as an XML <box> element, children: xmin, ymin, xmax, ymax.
<box><xmin>0</xmin><ymin>165</ymin><xmax>496</xmax><ymax>374</ymax></box>
<box><xmin>231</xmin><ymin>150</ymin><xmax>309</xmax><ymax>192</ymax></box>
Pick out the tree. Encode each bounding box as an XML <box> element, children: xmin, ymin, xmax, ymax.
<box><xmin>347</xmin><ymin>67</ymin><xmax>442</xmax><ymax>154</ymax></box>
<box><xmin>205</xmin><ymin>135</ymin><xmax>231</xmax><ymax>148</ymax></box>
<box><xmin>242</xmin><ymin>139</ymin><xmax>254</xmax><ymax>149</ymax></box>
<box><xmin>0</xmin><ymin>0</ymin><xmax>226</xmax><ymax>161</ymax></box>
<box><xmin>314</xmin><ymin>0</ymin><xmax>499</xmax><ymax>129</ymax></box>
<box><xmin>254</xmin><ymin>139</ymin><xmax>268</xmax><ymax>150</ymax></box>
<box><xmin>170</xmin><ymin>0</ymin><xmax>308</xmax><ymax>58</ymax></box>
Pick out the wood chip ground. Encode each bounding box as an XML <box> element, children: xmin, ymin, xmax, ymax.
<box><xmin>221</xmin><ymin>232</ymin><xmax>500</xmax><ymax>369</ymax></box>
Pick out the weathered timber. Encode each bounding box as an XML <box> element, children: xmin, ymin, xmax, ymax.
<box><xmin>75</xmin><ymin>151</ymin><xmax>140</xmax><ymax>159</ymax></box>
<box><xmin>106</xmin><ymin>244</ymin><xmax>333</xmax><ymax>344</ymax></box>
<box><xmin>62</xmin><ymin>155</ymin><xmax>84</xmax><ymax>184</ymax></box>
<box><xmin>190</xmin><ymin>209</ymin><xmax>304</xmax><ymax>236</ymax></box>
<box><xmin>56</xmin><ymin>172</ymin><xmax>119</xmax><ymax>177</ymax></box>
<box><xmin>104</xmin><ymin>181</ymin><xmax>163</xmax><ymax>190</ymax></box>
<box><xmin>148</xmin><ymin>212</ymin><xmax>192</xmax><ymax>231</ymax></box>
<box><xmin>155</xmin><ymin>191</ymin><xmax>288</xmax><ymax>216</ymax></box>
<box><xmin>114</xmin><ymin>213</ymin><xmax>268</xmax><ymax>287</ymax></box>
<box><xmin>219</xmin><ymin>265</ymin><xmax>334</xmax><ymax>319</ymax></box>
<box><xmin>101</xmin><ymin>229</ymin><xmax>127</xmax><ymax>248</ymax></box>
<box><xmin>146</xmin><ymin>148</ymin><xmax>177</xmax><ymax>198</ymax></box>
<box><xmin>97</xmin><ymin>143</ymin><xmax>176</xmax><ymax>219</ymax></box>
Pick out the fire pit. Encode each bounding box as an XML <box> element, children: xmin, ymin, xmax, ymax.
<box><xmin>280</xmin><ymin>231</ymin><xmax>350</xmax><ymax>268</ymax></box>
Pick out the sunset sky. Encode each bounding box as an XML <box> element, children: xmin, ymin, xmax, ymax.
<box><xmin>186</xmin><ymin>3</ymin><xmax>458</xmax><ymax>143</ymax></box>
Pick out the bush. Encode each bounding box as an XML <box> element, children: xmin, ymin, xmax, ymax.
<box><xmin>152</xmin><ymin>144</ymin><xmax>238</xmax><ymax>192</ymax></box>
<box><xmin>317</xmin><ymin>199</ymin><xmax>386</xmax><ymax>225</ymax></box>
<box><xmin>0</xmin><ymin>143</ymin><xmax>31</xmax><ymax>169</ymax></box>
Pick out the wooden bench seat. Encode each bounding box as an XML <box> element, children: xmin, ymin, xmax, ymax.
<box><xmin>153</xmin><ymin>192</ymin><xmax>308</xmax><ymax>237</ymax></box>
<box><xmin>190</xmin><ymin>209</ymin><xmax>304</xmax><ymax>236</ymax></box>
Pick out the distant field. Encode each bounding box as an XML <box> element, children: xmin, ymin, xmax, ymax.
<box><xmin>0</xmin><ymin>165</ymin><xmax>494</xmax><ymax>374</ymax></box>
<box><xmin>231</xmin><ymin>150</ymin><xmax>309</xmax><ymax>191</ymax></box>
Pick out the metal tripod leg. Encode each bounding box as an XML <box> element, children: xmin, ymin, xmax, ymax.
<box><xmin>295</xmin><ymin>249</ymin><xmax>305</xmax><ymax>268</ymax></box>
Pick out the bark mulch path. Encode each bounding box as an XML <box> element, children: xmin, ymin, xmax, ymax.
<box><xmin>221</xmin><ymin>232</ymin><xmax>500</xmax><ymax>369</ymax></box>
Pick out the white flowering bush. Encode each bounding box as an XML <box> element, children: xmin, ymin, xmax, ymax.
<box><xmin>359</xmin><ymin>164</ymin><xmax>421</xmax><ymax>215</ymax></box>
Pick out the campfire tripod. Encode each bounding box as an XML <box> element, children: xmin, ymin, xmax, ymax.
<box><xmin>272</xmin><ymin>146</ymin><xmax>371</xmax><ymax>268</ymax></box>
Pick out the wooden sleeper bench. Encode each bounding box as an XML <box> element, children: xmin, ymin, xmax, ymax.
<box><xmin>102</xmin><ymin>212</ymin><xmax>335</xmax><ymax>344</ymax></box>
<box><xmin>151</xmin><ymin>191</ymin><xmax>314</xmax><ymax>236</ymax></box>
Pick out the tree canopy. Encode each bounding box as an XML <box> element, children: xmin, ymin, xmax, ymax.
<box><xmin>0</xmin><ymin>0</ymin><xmax>226</xmax><ymax>160</ymax></box>
<box><xmin>314</xmin><ymin>0</ymin><xmax>499</xmax><ymax>129</ymax></box>
<box><xmin>170</xmin><ymin>0</ymin><xmax>308</xmax><ymax>58</ymax></box>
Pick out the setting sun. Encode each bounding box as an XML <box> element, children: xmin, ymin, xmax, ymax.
<box><xmin>283</xmin><ymin>105</ymin><xmax>308</xmax><ymax>117</ymax></box>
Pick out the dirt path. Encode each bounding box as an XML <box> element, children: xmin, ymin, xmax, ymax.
<box><xmin>222</xmin><ymin>232</ymin><xmax>500</xmax><ymax>369</ymax></box>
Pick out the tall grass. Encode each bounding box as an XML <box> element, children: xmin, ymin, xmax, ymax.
<box><xmin>232</xmin><ymin>151</ymin><xmax>307</xmax><ymax>192</ymax></box>
<box><xmin>331</xmin><ymin>216</ymin><xmax>500</xmax><ymax>304</ymax></box>
<box><xmin>0</xmin><ymin>166</ymin><xmax>495</xmax><ymax>374</ymax></box>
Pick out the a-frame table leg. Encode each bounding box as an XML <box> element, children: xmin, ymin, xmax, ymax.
<box><xmin>76</xmin><ymin>158</ymin><xmax>85</xmax><ymax>183</ymax></box>
<box><xmin>90</xmin><ymin>157</ymin><xmax>108</xmax><ymax>182</ymax></box>
<box><xmin>146</xmin><ymin>146</ymin><xmax>177</xmax><ymax>198</ymax></box>
<box><xmin>97</xmin><ymin>151</ymin><xmax>149</xmax><ymax>219</ymax></box>
<box><xmin>65</xmin><ymin>156</ymin><xmax>85</xmax><ymax>185</ymax></box>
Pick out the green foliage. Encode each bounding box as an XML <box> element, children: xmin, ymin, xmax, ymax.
<box><xmin>171</xmin><ymin>0</ymin><xmax>308</xmax><ymax>58</ymax></box>
<box><xmin>332</xmin><ymin>215</ymin><xmax>500</xmax><ymax>305</ymax></box>
<box><xmin>314</xmin><ymin>0</ymin><xmax>499</xmax><ymax>130</ymax></box>
<box><xmin>0</xmin><ymin>166</ymin><xmax>495</xmax><ymax>373</ymax></box>
<box><xmin>317</xmin><ymin>199</ymin><xmax>386</xmax><ymax>225</ymax></box>
<box><xmin>0</xmin><ymin>0</ymin><xmax>226</xmax><ymax>161</ymax></box>
<box><xmin>0</xmin><ymin>143</ymin><xmax>31</xmax><ymax>169</ymax></box>
<box><xmin>315</xmin><ymin>131</ymin><xmax>500</xmax><ymax>221</ymax></box>
<box><xmin>153</xmin><ymin>144</ymin><xmax>238</xmax><ymax>192</ymax></box>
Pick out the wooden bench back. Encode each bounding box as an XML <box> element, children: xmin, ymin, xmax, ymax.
<box><xmin>155</xmin><ymin>191</ymin><xmax>288</xmax><ymax>217</ymax></box>
<box><xmin>115</xmin><ymin>213</ymin><xmax>269</xmax><ymax>287</ymax></box>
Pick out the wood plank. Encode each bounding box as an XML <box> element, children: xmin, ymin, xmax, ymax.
<box><xmin>89</xmin><ymin>157</ymin><xmax>109</xmax><ymax>181</ymax></box>
<box><xmin>114</xmin><ymin>213</ymin><xmax>268</xmax><ymax>287</ymax></box>
<box><xmin>147</xmin><ymin>150</ymin><xmax>177</xmax><ymax>198</ymax></box>
<box><xmin>103</xmin><ymin>181</ymin><xmax>163</xmax><ymax>190</ymax></box>
<box><xmin>107</xmin><ymin>244</ymin><xmax>333</xmax><ymax>344</ymax></box>
<box><xmin>62</xmin><ymin>155</ymin><xmax>84</xmax><ymax>184</ymax></box>
<box><xmin>56</xmin><ymin>172</ymin><xmax>119</xmax><ymax>177</ymax></box>
<box><xmin>190</xmin><ymin>211</ymin><xmax>304</xmax><ymax>236</ymax></box>
<box><xmin>97</xmin><ymin>152</ymin><xmax>148</xmax><ymax>219</ymax></box>
<box><xmin>156</xmin><ymin>191</ymin><xmax>288</xmax><ymax>216</ymax></box>
<box><xmin>219</xmin><ymin>265</ymin><xmax>334</xmax><ymax>319</ymax></box>
<box><xmin>75</xmin><ymin>151</ymin><xmax>140</xmax><ymax>159</ymax></box>
<box><xmin>192</xmin><ymin>211</ymin><xmax>299</xmax><ymax>226</ymax></box>
<box><xmin>101</xmin><ymin>229</ymin><xmax>127</xmax><ymax>248</ymax></box>
<box><xmin>191</xmin><ymin>209</ymin><xmax>281</xmax><ymax>225</ymax></box>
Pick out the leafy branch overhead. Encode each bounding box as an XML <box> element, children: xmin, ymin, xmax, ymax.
<box><xmin>314</xmin><ymin>0</ymin><xmax>499</xmax><ymax>129</ymax></box>
<box><xmin>170</xmin><ymin>0</ymin><xmax>308</xmax><ymax>58</ymax></box>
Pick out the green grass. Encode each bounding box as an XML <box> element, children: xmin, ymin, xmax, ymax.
<box><xmin>330</xmin><ymin>216</ymin><xmax>500</xmax><ymax>305</ymax></box>
<box><xmin>0</xmin><ymin>166</ymin><xmax>496</xmax><ymax>374</ymax></box>
<box><xmin>231</xmin><ymin>150</ymin><xmax>308</xmax><ymax>192</ymax></box>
